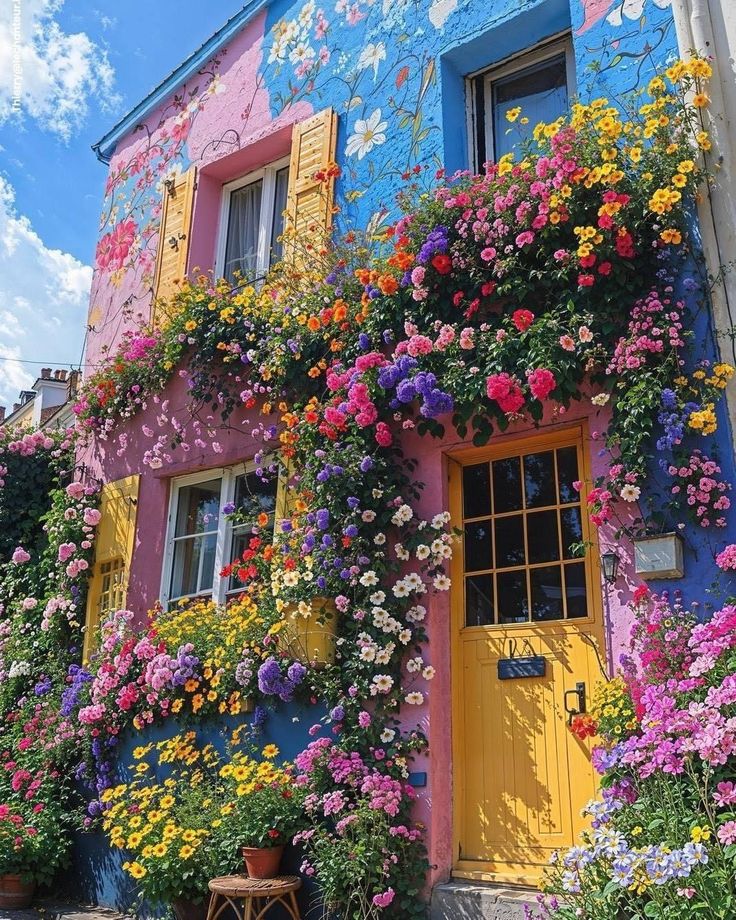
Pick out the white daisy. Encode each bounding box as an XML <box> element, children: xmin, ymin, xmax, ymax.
<box><xmin>620</xmin><ymin>484</ymin><xmax>641</xmax><ymax>502</ymax></box>
<box><xmin>371</xmin><ymin>674</ymin><xmax>394</xmax><ymax>694</ymax></box>
<box><xmin>406</xmin><ymin>604</ymin><xmax>426</xmax><ymax>623</ymax></box>
<box><xmin>405</xmin><ymin>691</ymin><xmax>424</xmax><ymax>705</ymax></box>
<box><xmin>345</xmin><ymin>108</ymin><xmax>388</xmax><ymax>160</ymax></box>
<box><xmin>433</xmin><ymin>574</ymin><xmax>451</xmax><ymax>591</ymax></box>
<box><xmin>359</xmin><ymin>570</ymin><xmax>379</xmax><ymax>586</ymax></box>
<box><xmin>370</xmin><ymin>591</ymin><xmax>386</xmax><ymax>604</ymax></box>
<box><xmin>380</xmin><ymin>729</ymin><xmax>396</xmax><ymax>743</ymax></box>
<box><xmin>357</xmin><ymin>41</ymin><xmax>386</xmax><ymax>79</ymax></box>
<box><xmin>422</xmin><ymin>666</ymin><xmax>436</xmax><ymax>681</ymax></box>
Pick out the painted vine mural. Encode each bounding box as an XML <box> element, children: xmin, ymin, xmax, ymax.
<box><xmin>87</xmin><ymin>0</ymin><xmax>679</xmax><ymax>364</ymax></box>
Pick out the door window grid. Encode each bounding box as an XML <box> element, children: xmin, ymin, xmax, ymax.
<box><xmin>217</xmin><ymin>161</ymin><xmax>290</xmax><ymax>287</ymax></box>
<box><xmin>163</xmin><ymin>468</ymin><xmax>277</xmax><ymax>607</ymax></box>
<box><xmin>461</xmin><ymin>445</ymin><xmax>589</xmax><ymax>627</ymax></box>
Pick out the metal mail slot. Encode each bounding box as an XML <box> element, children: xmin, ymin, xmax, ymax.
<box><xmin>497</xmin><ymin>655</ymin><xmax>546</xmax><ymax>680</ymax></box>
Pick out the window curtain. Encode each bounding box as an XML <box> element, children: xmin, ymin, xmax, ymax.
<box><xmin>270</xmin><ymin>167</ymin><xmax>290</xmax><ymax>264</ymax></box>
<box><xmin>224</xmin><ymin>179</ymin><xmax>263</xmax><ymax>285</ymax></box>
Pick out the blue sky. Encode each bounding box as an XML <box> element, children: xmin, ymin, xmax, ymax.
<box><xmin>0</xmin><ymin>1</ymin><xmax>241</xmax><ymax>407</ymax></box>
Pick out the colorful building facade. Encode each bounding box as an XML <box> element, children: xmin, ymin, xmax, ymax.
<box><xmin>77</xmin><ymin>0</ymin><xmax>736</xmax><ymax>914</ymax></box>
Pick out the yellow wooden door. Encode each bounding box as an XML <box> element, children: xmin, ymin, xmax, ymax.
<box><xmin>449</xmin><ymin>426</ymin><xmax>605</xmax><ymax>887</ymax></box>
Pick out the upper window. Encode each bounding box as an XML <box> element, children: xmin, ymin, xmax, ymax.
<box><xmin>162</xmin><ymin>465</ymin><xmax>277</xmax><ymax>606</ymax></box>
<box><xmin>470</xmin><ymin>36</ymin><xmax>574</xmax><ymax>169</ymax></box>
<box><xmin>217</xmin><ymin>159</ymin><xmax>290</xmax><ymax>286</ymax></box>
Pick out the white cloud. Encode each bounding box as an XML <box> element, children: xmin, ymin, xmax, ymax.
<box><xmin>0</xmin><ymin>0</ymin><xmax>119</xmax><ymax>140</ymax></box>
<box><xmin>0</xmin><ymin>174</ymin><xmax>91</xmax><ymax>408</ymax></box>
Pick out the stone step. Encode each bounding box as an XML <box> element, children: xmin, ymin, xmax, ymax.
<box><xmin>431</xmin><ymin>880</ymin><xmax>539</xmax><ymax>920</ymax></box>
<box><xmin>0</xmin><ymin>901</ymin><xmax>131</xmax><ymax>920</ymax></box>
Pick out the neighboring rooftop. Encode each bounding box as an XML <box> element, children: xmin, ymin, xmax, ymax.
<box><xmin>0</xmin><ymin>367</ymin><xmax>79</xmax><ymax>430</ymax></box>
<box><xmin>93</xmin><ymin>1</ymin><xmax>267</xmax><ymax>163</ymax></box>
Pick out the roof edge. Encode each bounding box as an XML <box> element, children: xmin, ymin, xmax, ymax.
<box><xmin>92</xmin><ymin>0</ymin><xmax>268</xmax><ymax>164</ymax></box>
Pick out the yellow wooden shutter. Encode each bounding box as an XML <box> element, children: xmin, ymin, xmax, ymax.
<box><xmin>83</xmin><ymin>475</ymin><xmax>140</xmax><ymax>661</ymax></box>
<box><xmin>284</xmin><ymin>108</ymin><xmax>338</xmax><ymax>262</ymax></box>
<box><xmin>151</xmin><ymin>167</ymin><xmax>197</xmax><ymax>325</ymax></box>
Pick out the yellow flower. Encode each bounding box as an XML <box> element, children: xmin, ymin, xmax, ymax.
<box><xmin>152</xmin><ymin>843</ymin><xmax>168</xmax><ymax>858</ymax></box>
<box><xmin>127</xmin><ymin>833</ymin><xmax>143</xmax><ymax>848</ymax></box>
<box><xmin>262</xmin><ymin>744</ymin><xmax>280</xmax><ymax>759</ymax></box>
<box><xmin>160</xmin><ymin>795</ymin><xmax>175</xmax><ymax>809</ymax></box>
<box><xmin>505</xmin><ymin>106</ymin><xmax>522</xmax><ymax>123</ymax></box>
<box><xmin>660</xmin><ymin>229</ymin><xmax>682</xmax><ymax>245</ymax></box>
<box><xmin>184</xmin><ymin>320</ymin><xmax>197</xmax><ymax>331</ymax></box>
<box><xmin>179</xmin><ymin>845</ymin><xmax>195</xmax><ymax>859</ymax></box>
<box><xmin>128</xmin><ymin>862</ymin><xmax>147</xmax><ymax>880</ymax></box>
<box><xmin>690</xmin><ymin>826</ymin><xmax>711</xmax><ymax>843</ymax></box>
<box><xmin>692</xmin><ymin>93</ymin><xmax>709</xmax><ymax>108</ymax></box>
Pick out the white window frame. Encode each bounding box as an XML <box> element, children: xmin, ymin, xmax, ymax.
<box><xmin>466</xmin><ymin>33</ymin><xmax>576</xmax><ymax>172</ymax></box>
<box><xmin>160</xmin><ymin>462</ymin><xmax>275</xmax><ymax>608</ymax></box>
<box><xmin>214</xmin><ymin>156</ymin><xmax>291</xmax><ymax>284</ymax></box>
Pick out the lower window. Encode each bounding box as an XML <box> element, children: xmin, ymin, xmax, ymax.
<box><xmin>163</xmin><ymin>466</ymin><xmax>277</xmax><ymax>606</ymax></box>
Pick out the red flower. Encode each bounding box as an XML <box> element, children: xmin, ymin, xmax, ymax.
<box><xmin>598</xmin><ymin>261</ymin><xmax>612</xmax><ymax>275</ymax></box>
<box><xmin>486</xmin><ymin>373</ymin><xmax>525</xmax><ymax>414</ymax></box>
<box><xmin>527</xmin><ymin>368</ymin><xmax>556</xmax><ymax>401</ymax></box>
<box><xmin>578</xmin><ymin>273</ymin><xmax>595</xmax><ymax>287</ymax></box>
<box><xmin>569</xmin><ymin>714</ymin><xmax>598</xmax><ymax>740</ymax></box>
<box><xmin>512</xmin><ymin>309</ymin><xmax>535</xmax><ymax>333</ymax></box>
<box><xmin>267</xmin><ymin>829</ymin><xmax>281</xmax><ymax>839</ymax></box>
<box><xmin>431</xmin><ymin>254</ymin><xmax>452</xmax><ymax>275</ymax></box>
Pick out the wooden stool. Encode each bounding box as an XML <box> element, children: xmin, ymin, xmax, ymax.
<box><xmin>206</xmin><ymin>874</ymin><xmax>302</xmax><ymax>920</ymax></box>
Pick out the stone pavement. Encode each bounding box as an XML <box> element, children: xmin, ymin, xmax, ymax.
<box><xmin>0</xmin><ymin>901</ymin><xmax>131</xmax><ymax>920</ymax></box>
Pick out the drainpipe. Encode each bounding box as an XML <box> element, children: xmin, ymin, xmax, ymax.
<box><xmin>671</xmin><ymin>0</ymin><xmax>736</xmax><ymax>437</ymax></box>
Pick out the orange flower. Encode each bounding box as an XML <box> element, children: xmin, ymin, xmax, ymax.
<box><xmin>306</xmin><ymin>316</ymin><xmax>321</xmax><ymax>332</ymax></box>
<box><xmin>377</xmin><ymin>274</ymin><xmax>399</xmax><ymax>295</ymax></box>
<box><xmin>333</xmin><ymin>301</ymin><xmax>347</xmax><ymax>322</ymax></box>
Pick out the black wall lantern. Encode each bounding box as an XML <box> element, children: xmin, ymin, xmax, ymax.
<box><xmin>601</xmin><ymin>550</ymin><xmax>620</xmax><ymax>585</ymax></box>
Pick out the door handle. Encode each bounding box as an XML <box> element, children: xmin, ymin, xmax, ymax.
<box><xmin>564</xmin><ymin>682</ymin><xmax>586</xmax><ymax>725</ymax></box>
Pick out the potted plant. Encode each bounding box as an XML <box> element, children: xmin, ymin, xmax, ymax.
<box><xmin>0</xmin><ymin>797</ymin><xmax>70</xmax><ymax>908</ymax></box>
<box><xmin>216</xmin><ymin>750</ymin><xmax>306</xmax><ymax>879</ymax></box>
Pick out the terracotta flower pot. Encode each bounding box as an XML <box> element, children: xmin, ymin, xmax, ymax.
<box><xmin>0</xmin><ymin>874</ymin><xmax>35</xmax><ymax>909</ymax></box>
<box><xmin>172</xmin><ymin>895</ymin><xmax>210</xmax><ymax>920</ymax></box>
<box><xmin>242</xmin><ymin>844</ymin><xmax>284</xmax><ymax>879</ymax></box>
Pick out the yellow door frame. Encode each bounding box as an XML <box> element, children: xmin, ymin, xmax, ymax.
<box><xmin>447</xmin><ymin>421</ymin><xmax>606</xmax><ymax>885</ymax></box>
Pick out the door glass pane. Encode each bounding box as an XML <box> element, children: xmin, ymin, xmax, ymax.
<box><xmin>496</xmin><ymin>571</ymin><xmax>528</xmax><ymax>624</ymax></box>
<box><xmin>463</xmin><ymin>463</ymin><xmax>491</xmax><ymax>518</ymax></box>
<box><xmin>465</xmin><ymin>520</ymin><xmax>492</xmax><ymax>572</ymax></box>
<box><xmin>561</xmin><ymin>507</ymin><xmax>583</xmax><ymax>558</ymax></box>
<box><xmin>170</xmin><ymin>533</ymin><xmax>218</xmax><ymax>600</ymax></box>
<box><xmin>557</xmin><ymin>446</ymin><xmax>580</xmax><ymax>504</ymax></box>
<box><xmin>530</xmin><ymin>566</ymin><xmax>563</xmax><ymax>621</ymax></box>
<box><xmin>224</xmin><ymin>179</ymin><xmax>263</xmax><ymax>285</ymax></box>
<box><xmin>527</xmin><ymin>510</ymin><xmax>560</xmax><ymax>564</ymax></box>
<box><xmin>466</xmin><ymin>574</ymin><xmax>494</xmax><ymax>626</ymax></box>
<box><xmin>175</xmin><ymin>480</ymin><xmax>221</xmax><ymax>536</ymax></box>
<box><xmin>523</xmin><ymin>451</ymin><xmax>556</xmax><ymax>508</ymax></box>
<box><xmin>495</xmin><ymin>515</ymin><xmax>525</xmax><ymax>568</ymax></box>
<box><xmin>270</xmin><ymin>167</ymin><xmax>290</xmax><ymax>264</ymax></box>
<box><xmin>565</xmin><ymin>563</ymin><xmax>588</xmax><ymax>618</ymax></box>
<box><xmin>493</xmin><ymin>457</ymin><xmax>522</xmax><ymax>513</ymax></box>
<box><xmin>491</xmin><ymin>53</ymin><xmax>568</xmax><ymax>160</ymax></box>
